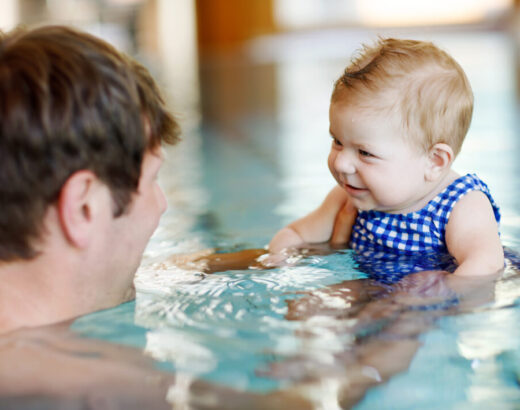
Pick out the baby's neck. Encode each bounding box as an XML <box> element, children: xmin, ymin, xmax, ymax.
<box><xmin>407</xmin><ymin>169</ymin><xmax>460</xmax><ymax>213</ymax></box>
<box><xmin>430</xmin><ymin>168</ymin><xmax>460</xmax><ymax>196</ymax></box>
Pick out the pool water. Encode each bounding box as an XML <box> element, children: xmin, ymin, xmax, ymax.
<box><xmin>72</xmin><ymin>28</ymin><xmax>520</xmax><ymax>408</ymax></box>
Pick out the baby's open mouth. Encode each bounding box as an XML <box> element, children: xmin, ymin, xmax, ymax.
<box><xmin>344</xmin><ymin>183</ymin><xmax>368</xmax><ymax>195</ymax></box>
<box><xmin>346</xmin><ymin>184</ymin><xmax>365</xmax><ymax>191</ymax></box>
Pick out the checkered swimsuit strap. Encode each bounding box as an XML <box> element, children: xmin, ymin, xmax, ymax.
<box><xmin>350</xmin><ymin>173</ymin><xmax>500</xmax><ymax>254</ymax></box>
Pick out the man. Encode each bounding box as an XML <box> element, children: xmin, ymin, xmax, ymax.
<box><xmin>0</xmin><ymin>26</ymin><xmax>312</xmax><ymax>409</ymax></box>
<box><xmin>0</xmin><ymin>25</ymin><xmax>179</xmax><ymax>333</ymax></box>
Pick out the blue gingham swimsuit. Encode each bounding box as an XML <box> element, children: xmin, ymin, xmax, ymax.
<box><xmin>349</xmin><ymin>173</ymin><xmax>500</xmax><ymax>283</ymax></box>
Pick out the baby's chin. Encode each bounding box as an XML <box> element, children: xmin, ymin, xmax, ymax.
<box><xmin>343</xmin><ymin>188</ymin><xmax>404</xmax><ymax>213</ymax></box>
<box><xmin>353</xmin><ymin>202</ymin><xmax>399</xmax><ymax>214</ymax></box>
<box><xmin>347</xmin><ymin>197</ymin><xmax>376</xmax><ymax>212</ymax></box>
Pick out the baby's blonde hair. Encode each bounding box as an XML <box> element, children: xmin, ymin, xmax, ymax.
<box><xmin>332</xmin><ymin>38</ymin><xmax>473</xmax><ymax>156</ymax></box>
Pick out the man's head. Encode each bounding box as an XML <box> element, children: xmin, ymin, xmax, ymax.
<box><xmin>0</xmin><ymin>25</ymin><xmax>180</xmax><ymax>261</ymax></box>
<box><xmin>331</xmin><ymin>38</ymin><xmax>473</xmax><ymax>156</ymax></box>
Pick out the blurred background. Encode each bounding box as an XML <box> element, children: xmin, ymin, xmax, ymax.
<box><xmin>2</xmin><ymin>0</ymin><xmax>520</xmax><ymax>250</ymax></box>
<box><xmin>1</xmin><ymin>0</ymin><xmax>517</xmax><ymax>124</ymax></box>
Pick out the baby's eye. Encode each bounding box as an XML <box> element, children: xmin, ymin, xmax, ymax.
<box><xmin>358</xmin><ymin>149</ymin><xmax>373</xmax><ymax>157</ymax></box>
<box><xmin>332</xmin><ymin>138</ymin><xmax>343</xmax><ymax>147</ymax></box>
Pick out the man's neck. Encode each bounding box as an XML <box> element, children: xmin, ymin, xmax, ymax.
<box><xmin>0</xmin><ymin>257</ymin><xmax>79</xmax><ymax>334</ymax></box>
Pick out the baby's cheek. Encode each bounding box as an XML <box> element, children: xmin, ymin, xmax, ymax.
<box><xmin>327</xmin><ymin>154</ymin><xmax>336</xmax><ymax>174</ymax></box>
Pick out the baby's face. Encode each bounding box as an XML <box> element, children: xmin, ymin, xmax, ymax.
<box><xmin>328</xmin><ymin>102</ymin><xmax>435</xmax><ymax>214</ymax></box>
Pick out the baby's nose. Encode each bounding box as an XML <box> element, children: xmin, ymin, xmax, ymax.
<box><xmin>335</xmin><ymin>151</ymin><xmax>356</xmax><ymax>174</ymax></box>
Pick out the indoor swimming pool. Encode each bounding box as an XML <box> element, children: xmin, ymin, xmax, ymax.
<box><xmin>70</xmin><ymin>28</ymin><xmax>520</xmax><ymax>408</ymax></box>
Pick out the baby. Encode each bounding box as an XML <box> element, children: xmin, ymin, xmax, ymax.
<box><xmin>269</xmin><ymin>38</ymin><xmax>503</xmax><ymax>278</ymax></box>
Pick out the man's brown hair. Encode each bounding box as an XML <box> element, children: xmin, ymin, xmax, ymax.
<box><xmin>0</xmin><ymin>25</ymin><xmax>180</xmax><ymax>261</ymax></box>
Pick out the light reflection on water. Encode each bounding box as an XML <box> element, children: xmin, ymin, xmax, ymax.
<box><xmin>134</xmin><ymin>252</ymin><xmax>365</xmax><ymax>392</ymax></box>
<box><xmin>127</xmin><ymin>254</ymin><xmax>520</xmax><ymax>407</ymax></box>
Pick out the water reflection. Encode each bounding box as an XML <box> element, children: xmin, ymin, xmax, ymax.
<box><xmin>132</xmin><ymin>245</ymin><xmax>520</xmax><ymax>408</ymax></box>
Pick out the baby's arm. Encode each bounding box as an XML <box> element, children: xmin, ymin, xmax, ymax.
<box><xmin>269</xmin><ymin>185</ymin><xmax>353</xmax><ymax>254</ymax></box>
<box><xmin>445</xmin><ymin>191</ymin><xmax>504</xmax><ymax>276</ymax></box>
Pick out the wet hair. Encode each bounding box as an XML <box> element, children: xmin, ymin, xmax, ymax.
<box><xmin>0</xmin><ymin>25</ymin><xmax>180</xmax><ymax>261</ymax></box>
<box><xmin>332</xmin><ymin>38</ymin><xmax>473</xmax><ymax>155</ymax></box>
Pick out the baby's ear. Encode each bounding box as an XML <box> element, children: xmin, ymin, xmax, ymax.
<box><xmin>425</xmin><ymin>143</ymin><xmax>454</xmax><ymax>181</ymax></box>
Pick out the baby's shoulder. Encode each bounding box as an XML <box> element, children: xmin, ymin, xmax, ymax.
<box><xmin>449</xmin><ymin>189</ymin><xmax>496</xmax><ymax>219</ymax></box>
<box><xmin>438</xmin><ymin>173</ymin><xmax>500</xmax><ymax>224</ymax></box>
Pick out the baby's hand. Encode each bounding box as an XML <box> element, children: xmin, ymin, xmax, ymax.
<box><xmin>268</xmin><ymin>227</ymin><xmax>305</xmax><ymax>255</ymax></box>
<box><xmin>256</xmin><ymin>249</ymin><xmax>302</xmax><ymax>268</ymax></box>
<box><xmin>391</xmin><ymin>270</ymin><xmax>455</xmax><ymax>307</ymax></box>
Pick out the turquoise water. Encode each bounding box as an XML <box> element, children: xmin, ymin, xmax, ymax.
<box><xmin>72</xmin><ymin>29</ymin><xmax>520</xmax><ymax>408</ymax></box>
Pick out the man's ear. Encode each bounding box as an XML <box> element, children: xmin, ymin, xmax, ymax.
<box><xmin>425</xmin><ymin>143</ymin><xmax>454</xmax><ymax>181</ymax></box>
<box><xmin>57</xmin><ymin>171</ymin><xmax>108</xmax><ymax>248</ymax></box>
